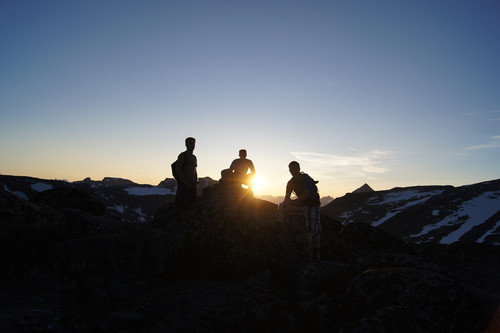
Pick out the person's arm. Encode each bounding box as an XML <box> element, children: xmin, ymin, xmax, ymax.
<box><xmin>194</xmin><ymin>156</ymin><xmax>198</xmax><ymax>185</ymax></box>
<box><xmin>248</xmin><ymin>160</ymin><xmax>256</xmax><ymax>175</ymax></box>
<box><xmin>284</xmin><ymin>181</ymin><xmax>293</xmax><ymax>203</ymax></box>
<box><xmin>229</xmin><ymin>159</ymin><xmax>237</xmax><ymax>173</ymax></box>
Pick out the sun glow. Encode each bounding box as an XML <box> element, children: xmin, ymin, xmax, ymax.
<box><xmin>250</xmin><ymin>175</ymin><xmax>264</xmax><ymax>193</ymax></box>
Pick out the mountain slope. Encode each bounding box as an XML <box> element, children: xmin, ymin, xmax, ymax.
<box><xmin>1</xmin><ymin>184</ymin><xmax>498</xmax><ymax>332</ymax></box>
<box><xmin>0</xmin><ymin>175</ymin><xmax>216</xmax><ymax>223</ymax></box>
<box><xmin>321</xmin><ymin>179</ymin><xmax>500</xmax><ymax>245</ymax></box>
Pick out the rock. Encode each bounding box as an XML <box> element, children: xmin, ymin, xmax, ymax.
<box><xmin>0</xmin><ymin>185</ymin><xmax>498</xmax><ymax>332</ymax></box>
<box><xmin>33</xmin><ymin>188</ymin><xmax>106</xmax><ymax>216</ymax></box>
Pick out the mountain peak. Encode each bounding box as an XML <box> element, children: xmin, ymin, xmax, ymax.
<box><xmin>352</xmin><ymin>183</ymin><xmax>374</xmax><ymax>193</ymax></box>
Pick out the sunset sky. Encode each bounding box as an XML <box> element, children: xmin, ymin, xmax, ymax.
<box><xmin>1</xmin><ymin>0</ymin><xmax>499</xmax><ymax>197</ymax></box>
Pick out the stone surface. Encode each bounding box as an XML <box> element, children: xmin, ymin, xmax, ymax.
<box><xmin>0</xmin><ymin>185</ymin><xmax>498</xmax><ymax>332</ymax></box>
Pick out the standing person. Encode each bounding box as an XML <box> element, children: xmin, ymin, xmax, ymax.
<box><xmin>229</xmin><ymin>149</ymin><xmax>256</xmax><ymax>188</ymax></box>
<box><xmin>282</xmin><ymin>161</ymin><xmax>322</xmax><ymax>262</ymax></box>
<box><xmin>175</xmin><ymin>137</ymin><xmax>198</xmax><ymax>213</ymax></box>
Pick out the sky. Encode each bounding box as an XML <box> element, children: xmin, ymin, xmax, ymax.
<box><xmin>1</xmin><ymin>0</ymin><xmax>499</xmax><ymax>198</ymax></box>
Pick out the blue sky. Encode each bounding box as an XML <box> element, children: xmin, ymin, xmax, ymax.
<box><xmin>1</xmin><ymin>0</ymin><xmax>499</xmax><ymax>197</ymax></box>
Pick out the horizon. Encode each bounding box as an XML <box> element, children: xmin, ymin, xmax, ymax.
<box><xmin>1</xmin><ymin>1</ymin><xmax>499</xmax><ymax>198</ymax></box>
<box><xmin>2</xmin><ymin>172</ymin><xmax>498</xmax><ymax>199</ymax></box>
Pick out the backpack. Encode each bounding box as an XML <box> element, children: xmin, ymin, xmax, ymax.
<box><xmin>301</xmin><ymin>173</ymin><xmax>321</xmax><ymax>207</ymax></box>
<box><xmin>171</xmin><ymin>152</ymin><xmax>185</xmax><ymax>181</ymax></box>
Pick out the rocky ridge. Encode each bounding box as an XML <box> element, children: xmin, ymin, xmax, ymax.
<box><xmin>1</xmin><ymin>175</ymin><xmax>334</xmax><ymax>225</ymax></box>
<box><xmin>0</xmin><ymin>183</ymin><xmax>499</xmax><ymax>332</ymax></box>
<box><xmin>322</xmin><ymin>179</ymin><xmax>500</xmax><ymax>245</ymax></box>
<box><xmin>1</xmin><ymin>175</ymin><xmax>218</xmax><ymax>223</ymax></box>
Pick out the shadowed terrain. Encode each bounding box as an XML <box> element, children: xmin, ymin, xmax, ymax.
<box><xmin>0</xmin><ymin>183</ymin><xmax>499</xmax><ymax>332</ymax></box>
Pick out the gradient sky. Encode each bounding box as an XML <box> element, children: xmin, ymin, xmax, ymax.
<box><xmin>1</xmin><ymin>0</ymin><xmax>499</xmax><ymax>197</ymax></box>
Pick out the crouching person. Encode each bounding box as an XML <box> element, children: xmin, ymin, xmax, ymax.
<box><xmin>281</xmin><ymin>161</ymin><xmax>322</xmax><ymax>262</ymax></box>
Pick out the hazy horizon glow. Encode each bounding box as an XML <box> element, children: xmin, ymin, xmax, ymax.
<box><xmin>1</xmin><ymin>1</ymin><xmax>499</xmax><ymax>197</ymax></box>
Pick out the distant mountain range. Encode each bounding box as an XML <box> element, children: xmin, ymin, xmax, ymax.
<box><xmin>0</xmin><ymin>175</ymin><xmax>215</xmax><ymax>223</ymax></box>
<box><xmin>1</xmin><ymin>175</ymin><xmax>498</xmax><ymax>245</ymax></box>
<box><xmin>0</xmin><ymin>175</ymin><xmax>333</xmax><ymax>222</ymax></box>
<box><xmin>321</xmin><ymin>179</ymin><xmax>500</xmax><ymax>245</ymax></box>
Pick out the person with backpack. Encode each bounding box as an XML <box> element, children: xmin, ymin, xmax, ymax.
<box><xmin>173</xmin><ymin>137</ymin><xmax>198</xmax><ymax>213</ymax></box>
<box><xmin>282</xmin><ymin>161</ymin><xmax>322</xmax><ymax>262</ymax></box>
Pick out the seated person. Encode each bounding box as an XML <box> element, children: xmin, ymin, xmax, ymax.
<box><xmin>229</xmin><ymin>149</ymin><xmax>256</xmax><ymax>188</ymax></box>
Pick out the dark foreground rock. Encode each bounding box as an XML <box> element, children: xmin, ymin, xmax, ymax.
<box><xmin>0</xmin><ymin>186</ymin><xmax>499</xmax><ymax>332</ymax></box>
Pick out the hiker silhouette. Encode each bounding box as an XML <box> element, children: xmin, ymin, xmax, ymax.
<box><xmin>229</xmin><ymin>149</ymin><xmax>256</xmax><ymax>189</ymax></box>
<box><xmin>174</xmin><ymin>137</ymin><xmax>198</xmax><ymax>212</ymax></box>
<box><xmin>280</xmin><ymin>161</ymin><xmax>322</xmax><ymax>262</ymax></box>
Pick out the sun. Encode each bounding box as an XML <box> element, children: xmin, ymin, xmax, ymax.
<box><xmin>250</xmin><ymin>175</ymin><xmax>264</xmax><ymax>193</ymax></box>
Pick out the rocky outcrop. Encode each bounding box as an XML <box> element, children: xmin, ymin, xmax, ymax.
<box><xmin>33</xmin><ymin>188</ymin><xmax>106</xmax><ymax>216</ymax></box>
<box><xmin>0</xmin><ymin>186</ymin><xmax>498</xmax><ymax>332</ymax></box>
<box><xmin>153</xmin><ymin>186</ymin><xmax>291</xmax><ymax>278</ymax></box>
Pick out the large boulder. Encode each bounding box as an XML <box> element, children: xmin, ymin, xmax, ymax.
<box><xmin>153</xmin><ymin>186</ymin><xmax>295</xmax><ymax>278</ymax></box>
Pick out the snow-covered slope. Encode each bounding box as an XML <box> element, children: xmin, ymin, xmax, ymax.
<box><xmin>321</xmin><ymin>180</ymin><xmax>500</xmax><ymax>245</ymax></box>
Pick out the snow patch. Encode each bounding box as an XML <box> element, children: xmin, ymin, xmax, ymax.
<box><xmin>124</xmin><ymin>187</ymin><xmax>174</xmax><ymax>196</ymax></box>
<box><xmin>31</xmin><ymin>182</ymin><xmax>53</xmax><ymax>192</ymax></box>
<box><xmin>4</xmin><ymin>185</ymin><xmax>28</xmax><ymax>200</ymax></box>
<box><xmin>340</xmin><ymin>211</ymin><xmax>353</xmax><ymax>220</ymax></box>
<box><xmin>372</xmin><ymin>211</ymin><xmax>400</xmax><ymax>227</ymax></box>
<box><xmin>371</xmin><ymin>190</ymin><xmax>444</xmax><ymax>227</ymax></box>
<box><xmin>371</xmin><ymin>189</ymin><xmax>443</xmax><ymax>205</ymax></box>
<box><xmin>477</xmin><ymin>220</ymin><xmax>500</xmax><ymax>243</ymax></box>
<box><xmin>133</xmin><ymin>207</ymin><xmax>144</xmax><ymax>215</ymax></box>
<box><xmin>409</xmin><ymin>191</ymin><xmax>500</xmax><ymax>244</ymax></box>
<box><xmin>113</xmin><ymin>205</ymin><xmax>125</xmax><ymax>213</ymax></box>
<box><xmin>133</xmin><ymin>207</ymin><xmax>147</xmax><ymax>222</ymax></box>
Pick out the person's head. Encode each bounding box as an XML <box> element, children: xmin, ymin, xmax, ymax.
<box><xmin>288</xmin><ymin>161</ymin><xmax>301</xmax><ymax>177</ymax></box>
<box><xmin>185</xmin><ymin>137</ymin><xmax>196</xmax><ymax>151</ymax></box>
<box><xmin>239</xmin><ymin>149</ymin><xmax>247</xmax><ymax>159</ymax></box>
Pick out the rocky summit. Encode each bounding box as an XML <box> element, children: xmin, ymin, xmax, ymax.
<box><xmin>0</xmin><ymin>183</ymin><xmax>499</xmax><ymax>332</ymax></box>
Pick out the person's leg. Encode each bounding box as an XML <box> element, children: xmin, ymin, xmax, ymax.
<box><xmin>307</xmin><ymin>206</ymin><xmax>321</xmax><ymax>261</ymax></box>
<box><xmin>186</xmin><ymin>186</ymin><xmax>197</xmax><ymax>208</ymax></box>
<box><xmin>243</xmin><ymin>174</ymin><xmax>254</xmax><ymax>189</ymax></box>
<box><xmin>175</xmin><ymin>183</ymin><xmax>187</xmax><ymax>213</ymax></box>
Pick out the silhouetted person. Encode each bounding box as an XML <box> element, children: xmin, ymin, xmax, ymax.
<box><xmin>229</xmin><ymin>149</ymin><xmax>256</xmax><ymax>189</ymax></box>
<box><xmin>175</xmin><ymin>137</ymin><xmax>198</xmax><ymax>213</ymax></box>
<box><xmin>281</xmin><ymin>161</ymin><xmax>321</xmax><ymax>262</ymax></box>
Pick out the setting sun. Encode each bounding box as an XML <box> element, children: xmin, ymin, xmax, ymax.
<box><xmin>250</xmin><ymin>175</ymin><xmax>264</xmax><ymax>193</ymax></box>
